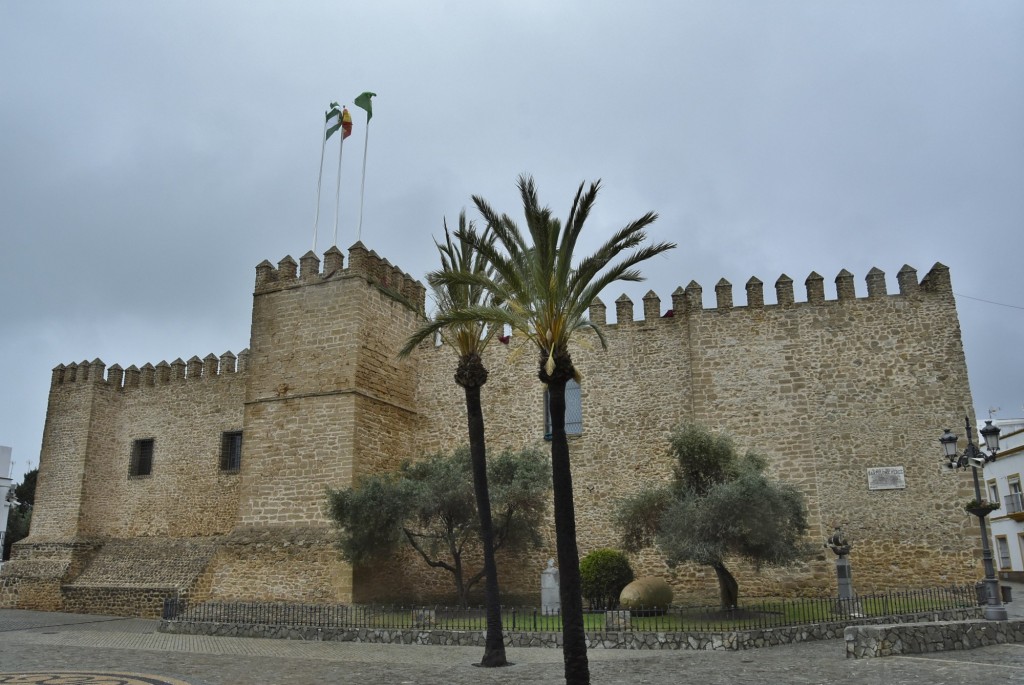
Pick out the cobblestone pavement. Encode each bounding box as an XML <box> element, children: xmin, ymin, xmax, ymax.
<box><xmin>2</xmin><ymin>608</ymin><xmax>1023</xmax><ymax>685</ymax></box>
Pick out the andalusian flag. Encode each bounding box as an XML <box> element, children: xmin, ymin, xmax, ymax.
<box><xmin>354</xmin><ymin>91</ymin><xmax>376</xmax><ymax>121</ymax></box>
<box><xmin>314</xmin><ymin>100</ymin><xmax>350</xmax><ymax>251</ymax></box>
<box><xmin>325</xmin><ymin>102</ymin><xmax>345</xmax><ymax>140</ymax></box>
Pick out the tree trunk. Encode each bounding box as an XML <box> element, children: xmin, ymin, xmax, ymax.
<box><xmin>452</xmin><ymin>550</ymin><xmax>469</xmax><ymax>608</ymax></box>
<box><xmin>542</xmin><ymin>352</ymin><xmax>590</xmax><ymax>685</ymax></box>
<box><xmin>712</xmin><ymin>561</ymin><xmax>739</xmax><ymax>611</ymax></box>
<box><xmin>456</xmin><ymin>353</ymin><xmax>508</xmax><ymax>667</ymax></box>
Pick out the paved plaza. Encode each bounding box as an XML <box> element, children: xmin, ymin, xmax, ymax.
<box><xmin>2</xmin><ymin>604</ymin><xmax>1023</xmax><ymax>685</ymax></box>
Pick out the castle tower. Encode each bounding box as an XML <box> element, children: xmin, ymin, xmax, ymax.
<box><xmin>209</xmin><ymin>244</ymin><xmax>425</xmax><ymax>602</ymax></box>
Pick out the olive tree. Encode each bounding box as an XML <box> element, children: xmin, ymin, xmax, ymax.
<box><xmin>327</xmin><ymin>446</ymin><xmax>549</xmax><ymax>607</ymax></box>
<box><xmin>616</xmin><ymin>424</ymin><xmax>811</xmax><ymax>609</ymax></box>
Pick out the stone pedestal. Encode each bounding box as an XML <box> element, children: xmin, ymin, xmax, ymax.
<box><xmin>836</xmin><ymin>557</ymin><xmax>853</xmax><ymax>600</ymax></box>
<box><xmin>605</xmin><ymin>610</ymin><xmax>631</xmax><ymax>631</ymax></box>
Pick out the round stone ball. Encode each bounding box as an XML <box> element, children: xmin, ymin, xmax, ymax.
<box><xmin>619</xmin><ymin>576</ymin><xmax>674</xmax><ymax>609</ymax></box>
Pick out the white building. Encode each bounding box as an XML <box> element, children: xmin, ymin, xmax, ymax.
<box><xmin>0</xmin><ymin>446</ymin><xmax>13</xmax><ymax>563</ymax></box>
<box><xmin>985</xmin><ymin>420</ymin><xmax>1024</xmax><ymax>583</ymax></box>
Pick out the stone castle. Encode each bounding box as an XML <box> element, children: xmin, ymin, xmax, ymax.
<box><xmin>0</xmin><ymin>242</ymin><xmax>982</xmax><ymax>616</ymax></box>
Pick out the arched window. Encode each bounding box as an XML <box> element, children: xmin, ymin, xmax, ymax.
<box><xmin>544</xmin><ymin>379</ymin><xmax>582</xmax><ymax>439</ymax></box>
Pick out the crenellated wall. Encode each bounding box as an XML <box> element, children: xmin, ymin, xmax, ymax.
<box><xmin>410</xmin><ymin>262</ymin><xmax>977</xmax><ymax>600</ymax></box>
<box><xmin>36</xmin><ymin>351</ymin><xmax>249</xmax><ymax>541</ymax></box>
<box><xmin>2</xmin><ymin>247</ymin><xmax>979</xmax><ymax>614</ymax></box>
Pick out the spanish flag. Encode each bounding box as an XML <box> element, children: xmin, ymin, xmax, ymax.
<box><xmin>341</xmin><ymin>107</ymin><xmax>353</xmax><ymax>139</ymax></box>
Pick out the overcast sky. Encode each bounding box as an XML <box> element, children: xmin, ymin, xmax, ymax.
<box><xmin>2</xmin><ymin>1</ymin><xmax>1022</xmax><ymax>484</ymax></box>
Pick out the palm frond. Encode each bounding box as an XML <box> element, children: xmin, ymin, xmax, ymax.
<box><xmin>399</xmin><ymin>213</ymin><xmax>507</xmax><ymax>359</ymax></box>
<box><xmin>435</xmin><ymin>176</ymin><xmax>675</xmax><ymax>370</ymax></box>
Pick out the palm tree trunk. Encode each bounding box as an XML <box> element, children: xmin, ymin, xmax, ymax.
<box><xmin>546</xmin><ymin>377</ymin><xmax>590</xmax><ymax>685</ymax></box>
<box><xmin>457</xmin><ymin>354</ymin><xmax>508</xmax><ymax>667</ymax></box>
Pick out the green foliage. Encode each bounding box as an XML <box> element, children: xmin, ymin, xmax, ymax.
<box><xmin>15</xmin><ymin>468</ymin><xmax>37</xmax><ymax>507</ymax></box>
<box><xmin>668</xmin><ymin>424</ymin><xmax>753</xmax><ymax>496</ymax></box>
<box><xmin>579</xmin><ymin>549</ymin><xmax>634</xmax><ymax>610</ymax></box>
<box><xmin>3</xmin><ymin>469</ymin><xmax>36</xmax><ymax>561</ymax></box>
<box><xmin>327</xmin><ymin>471</ymin><xmax>412</xmax><ymax>565</ymax></box>
<box><xmin>614</xmin><ymin>487</ymin><xmax>673</xmax><ymax>554</ymax></box>
<box><xmin>2</xmin><ymin>508</ymin><xmax>30</xmax><ymax>561</ymax></box>
<box><xmin>326</xmin><ymin>446</ymin><xmax>550</xmax><ymax>604</ymax></box>
<box><xmin>616</xmin><ymin>423</ymin><xmax>810</xmax><ymax>607</ymax></box>
<box><xmin>655</xmin><ymin>467</ymin><xmax>810</xmax><ymax>569</ymax></box>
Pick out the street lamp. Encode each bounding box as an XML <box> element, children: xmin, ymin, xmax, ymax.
<box><xmin>939</xmin><ymin>417</ymin><xmax>1007</xmax><ymax>621</ymax></box>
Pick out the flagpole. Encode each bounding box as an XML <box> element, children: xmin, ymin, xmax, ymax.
<box><xmin>353</xmin><ymin>92</ymin><xmax>376</xmax><ymax>243</ymax></box>
<box><xmin>357</xmin><ymin>123</ymin><xmax>370</xmax><ymax>242</ymax></box>
<box><xmin>312</xmin><ymin>117</ymin><xmax>328</xmax><ymax>252</ymax></box>
<box><xmin>333</xmin><ymin>126</ymin><xmax>346</xmax><ymax>248</ymax></box>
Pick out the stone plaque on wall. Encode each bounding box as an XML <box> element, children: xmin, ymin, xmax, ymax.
<box><xmin>867</xmin><ymin>466</ymin><xmax>906</xmax><ymax>490</ymax></box>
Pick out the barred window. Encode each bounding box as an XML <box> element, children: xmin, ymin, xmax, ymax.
<box><xmin>220</xmin><ymin>431</ymin><xmax>243</xmax><ymax>472</ymax></box>
<box><xmin>129</xmin><ymin>438</ymin><xmax>154</xmax><ymax>477</ymax></box>
<box><xmin>545</xmin><ymin>379</ymin><xmax>582</xmax><ymax>440</ymax></box>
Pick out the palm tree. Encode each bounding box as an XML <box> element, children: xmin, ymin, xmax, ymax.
<box><xmin>434</xmin><ymin>175</ymin><xmax>675</xmax><ymax>685</ymax></box>
<box><xmin>399</xmin><ymin>213</ymin><xmax>508</xmax><ymax>667</ymax></box>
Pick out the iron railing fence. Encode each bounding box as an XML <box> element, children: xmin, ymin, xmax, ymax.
<box><xmin>163</xmin><ymin>584</ymin><xmax>975</xmax><ymax>633</ymax></box>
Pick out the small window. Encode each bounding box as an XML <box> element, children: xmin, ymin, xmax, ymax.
<box><xmin>987</xmin><ymin>479</ymin><xmax>1000</xmax><ymax>506</ymax></box>
<box><xmin>995</xmin><ymin>536</ymin><xmax>1011</xmax><ymax>570</ymax></box>
<box><xmin>545</xmin><ymin>379</ymin><xmax>582</xmax><ymax>440</ymax></box>
<box><xmin>220</xmin><ymin>431</ymin><xmax>243</xmax><ymax>472</ymax></box>
<box><xmin>129</xmin><ymin>438</ymin><xmax>154</xmax><ymax>477</ymax></box>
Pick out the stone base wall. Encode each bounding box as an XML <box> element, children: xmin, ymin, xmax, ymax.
<box><xmin>65</xmin><ymin>537</ymin><xmax>221</xmax><ymax>589</ymax></box>
<box><xmin>1</xmin><ymin>537</ymin><xmax>222</xmax><ymax>616</ymax></box>
<box><xmin>846</xmin><ymin>619</ymin><xmax>1024</xmax><ymax>658</ymax></box>
<box><xmin>0</xmin><ymin>540</ymin><xmax>101</xmax><ymax>610</ymax></box>
<box><xmin>206</xmin><ymin>527</ymin><xmax>352</xmax><ymax>603</ymax></box>
<box><xmin>62</xmin><ymin>586</ymin><xmax>179</xmax><ymax>618</ymax></box>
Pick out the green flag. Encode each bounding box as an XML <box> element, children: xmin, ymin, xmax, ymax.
<box><xmin>325</xmin><ymin>102</ymin><xmax>343</xmax><ymax>140</ymax></box>
<box><xmin>354</xmin><ymin>92</ymin><xmax>376</xmax><ymax>121</ymax></box>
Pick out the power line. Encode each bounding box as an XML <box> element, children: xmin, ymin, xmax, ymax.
<box><xmin>954</xmin><ymin>292</ymin><xmax>1024</xmax><ymax>311</ymax></box>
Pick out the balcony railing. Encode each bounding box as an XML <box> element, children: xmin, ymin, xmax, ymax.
<box><xmin>1004</xmin><ymin>491</ymin><xmax>1024</xmax><ymax>515</ymax></box>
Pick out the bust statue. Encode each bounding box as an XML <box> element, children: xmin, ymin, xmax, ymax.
<box><xmin>825</xmin><ymin>527</ymin><xmax>852</xmax><ymax>557</ymax></box>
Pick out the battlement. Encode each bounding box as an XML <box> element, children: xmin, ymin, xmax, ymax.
<box><xmin>253</xmin><ymin>242</ymin><xmax>426</xmax><ymax>311</ymax></box>
<box><xmin>50</xmin><ymin>350</ymin><xmax>249</xmax><ymax>390</ymax></box>
<box><xmin>592</xmin><ymin>263</ymin><xmax>950</xmax><ymax>325</ymax></box>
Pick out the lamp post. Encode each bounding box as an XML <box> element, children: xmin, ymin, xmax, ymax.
<box><xmin>939</xmin><ymin>417</ymin><xmax>1007</xmax><ymax>621</ymax></box>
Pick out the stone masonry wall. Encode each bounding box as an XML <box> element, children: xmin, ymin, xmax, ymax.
<box><xmin>205</xmin><ymin>527</ymin><xmax>347</xmax><ymax>603</ymax></box>
<box><xmin>237</xmin><ymin>245</ymin><xmax>423</xmax><ymax>529</ymax></box>
<box><xmin>33</xmin><ymin>354</ymin><xmax>246</xmax><ymax>540</ymax></box>
<box><xmin>845</xmin><ymin>619</ymin><xmax>1024</xmax><ymax>658</ymax></box>
<box><xmin>29</xmin><ymin>368</ymin><xmax>98</xmax><ymax>541</ymax></box>
<box><xmin>408</xmin><ymin>262</ymin><xmax>977</xmax><ymax>603</ymax></box>
<box><xmin>79</xmin><ymin>362</ymin><xmax>246</xmax><ymax>538</ymax></box>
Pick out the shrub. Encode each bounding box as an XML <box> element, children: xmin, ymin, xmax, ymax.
<box><xmin>580</xmin><ymin>548</ymin><xmax>634</xmax><ymax>610</ymax></box>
